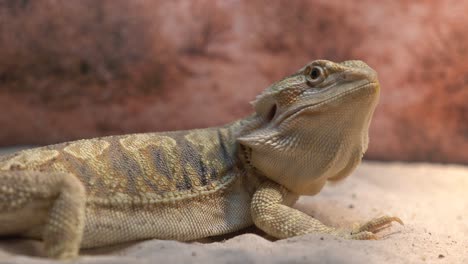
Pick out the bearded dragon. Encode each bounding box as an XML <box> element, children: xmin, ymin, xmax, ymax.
<box><xmin>0</xmin><ymin>60</ymin><xmax>402</xmax><ymax>259</ymax></box>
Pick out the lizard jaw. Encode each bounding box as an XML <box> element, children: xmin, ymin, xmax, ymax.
<box><xmin>273</xmin><ymin>81</ymin><xmax>379</xmax><ymax>127</ymax></box>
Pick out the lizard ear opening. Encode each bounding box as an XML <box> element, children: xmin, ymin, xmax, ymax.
<box><xmin>266</xmin><ymin>104</ymin><xmax>277</xmax><ymax>122</ymax></box>
<box><xmin>253</xmin><ymin>93</ymin><xmax>279</xmax><ymax>123</ymax></box>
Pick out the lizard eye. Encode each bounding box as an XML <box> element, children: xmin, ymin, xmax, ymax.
<box><xmin>310</xmin><ymin>67</ymin><xmax>321</xmax><ymax>79</ymax></box>
<box><xmin>305</xmin><ymin>66</ymin><xmax>325</xmax><ymax>86</ymax></box>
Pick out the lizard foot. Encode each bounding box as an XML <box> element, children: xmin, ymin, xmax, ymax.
<box><xmin>339</xmin><ymin>215</ymin><xmax>403</xmax><ymax>240</ymax></box>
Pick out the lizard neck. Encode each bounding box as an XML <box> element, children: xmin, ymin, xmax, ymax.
<box><xmin>226</xmin><ymin>114</ymin><xmax>268</xmax><ymax>194</ymax></box>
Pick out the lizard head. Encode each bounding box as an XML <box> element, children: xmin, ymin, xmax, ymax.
<box><xmin>238</xmin><ymin>60</ymin><xmax>380</xmax><ymax>195</ymax></box>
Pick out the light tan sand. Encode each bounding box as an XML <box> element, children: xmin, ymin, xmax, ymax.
<box><xmin>0</xmin><ymin>161</ymin><xmax>467</xmax><ymax>264</ymax></box>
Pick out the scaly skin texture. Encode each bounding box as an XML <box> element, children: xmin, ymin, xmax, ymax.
<box><xmin>0</xmin><ymin>60</ymin><xmax>402</xmax><ymax>259</ymax></box>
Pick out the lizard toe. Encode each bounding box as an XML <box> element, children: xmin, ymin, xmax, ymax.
<box><xmin>357</xmin><ymin>215</ymin><xmax>404</xmax><ymax>233</ymax></box>
<box><xmin>350</xmin><ymin>231</ymin><xmax>377</xmax><ymax>240</ymax></box>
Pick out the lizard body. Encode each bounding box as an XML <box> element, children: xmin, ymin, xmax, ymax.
<box><xmin>0</xmin><ymin>60</ymin><xmax>402</xmax><ymax>259</ymax></box>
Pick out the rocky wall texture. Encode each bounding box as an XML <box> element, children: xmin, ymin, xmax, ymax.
<box><xmin>0</xmin><ymin>0</ymin><xmax>467</xmax><ymax>163</ymax></box>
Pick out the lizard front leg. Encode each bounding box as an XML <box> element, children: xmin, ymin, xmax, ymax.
<box><xmin>251</xmin><ymin>181</ymin><xmax>402</xmax><ymax>240</ymax></box>
<box><xmin>0</xmin><ymin>171</ymin><xmax>85</xmax><ymax>259</ymax></box>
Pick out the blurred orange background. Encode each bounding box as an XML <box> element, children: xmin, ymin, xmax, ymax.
<box><xmin>0</xmin><ymin>0</ymin><xmax>467</xmax><ymax>164</ymax></box>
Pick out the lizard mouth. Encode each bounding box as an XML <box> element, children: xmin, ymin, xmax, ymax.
<box><xmin>273</xmin><ymin>82</ymin><xmax>378</xmax><ymax>126</ymax></box>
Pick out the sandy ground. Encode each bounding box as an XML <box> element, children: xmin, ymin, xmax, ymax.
<box><xmin>0</xmin><ymin>158</ymin><xmax>467</xmax><ymax>264</ymax></box>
